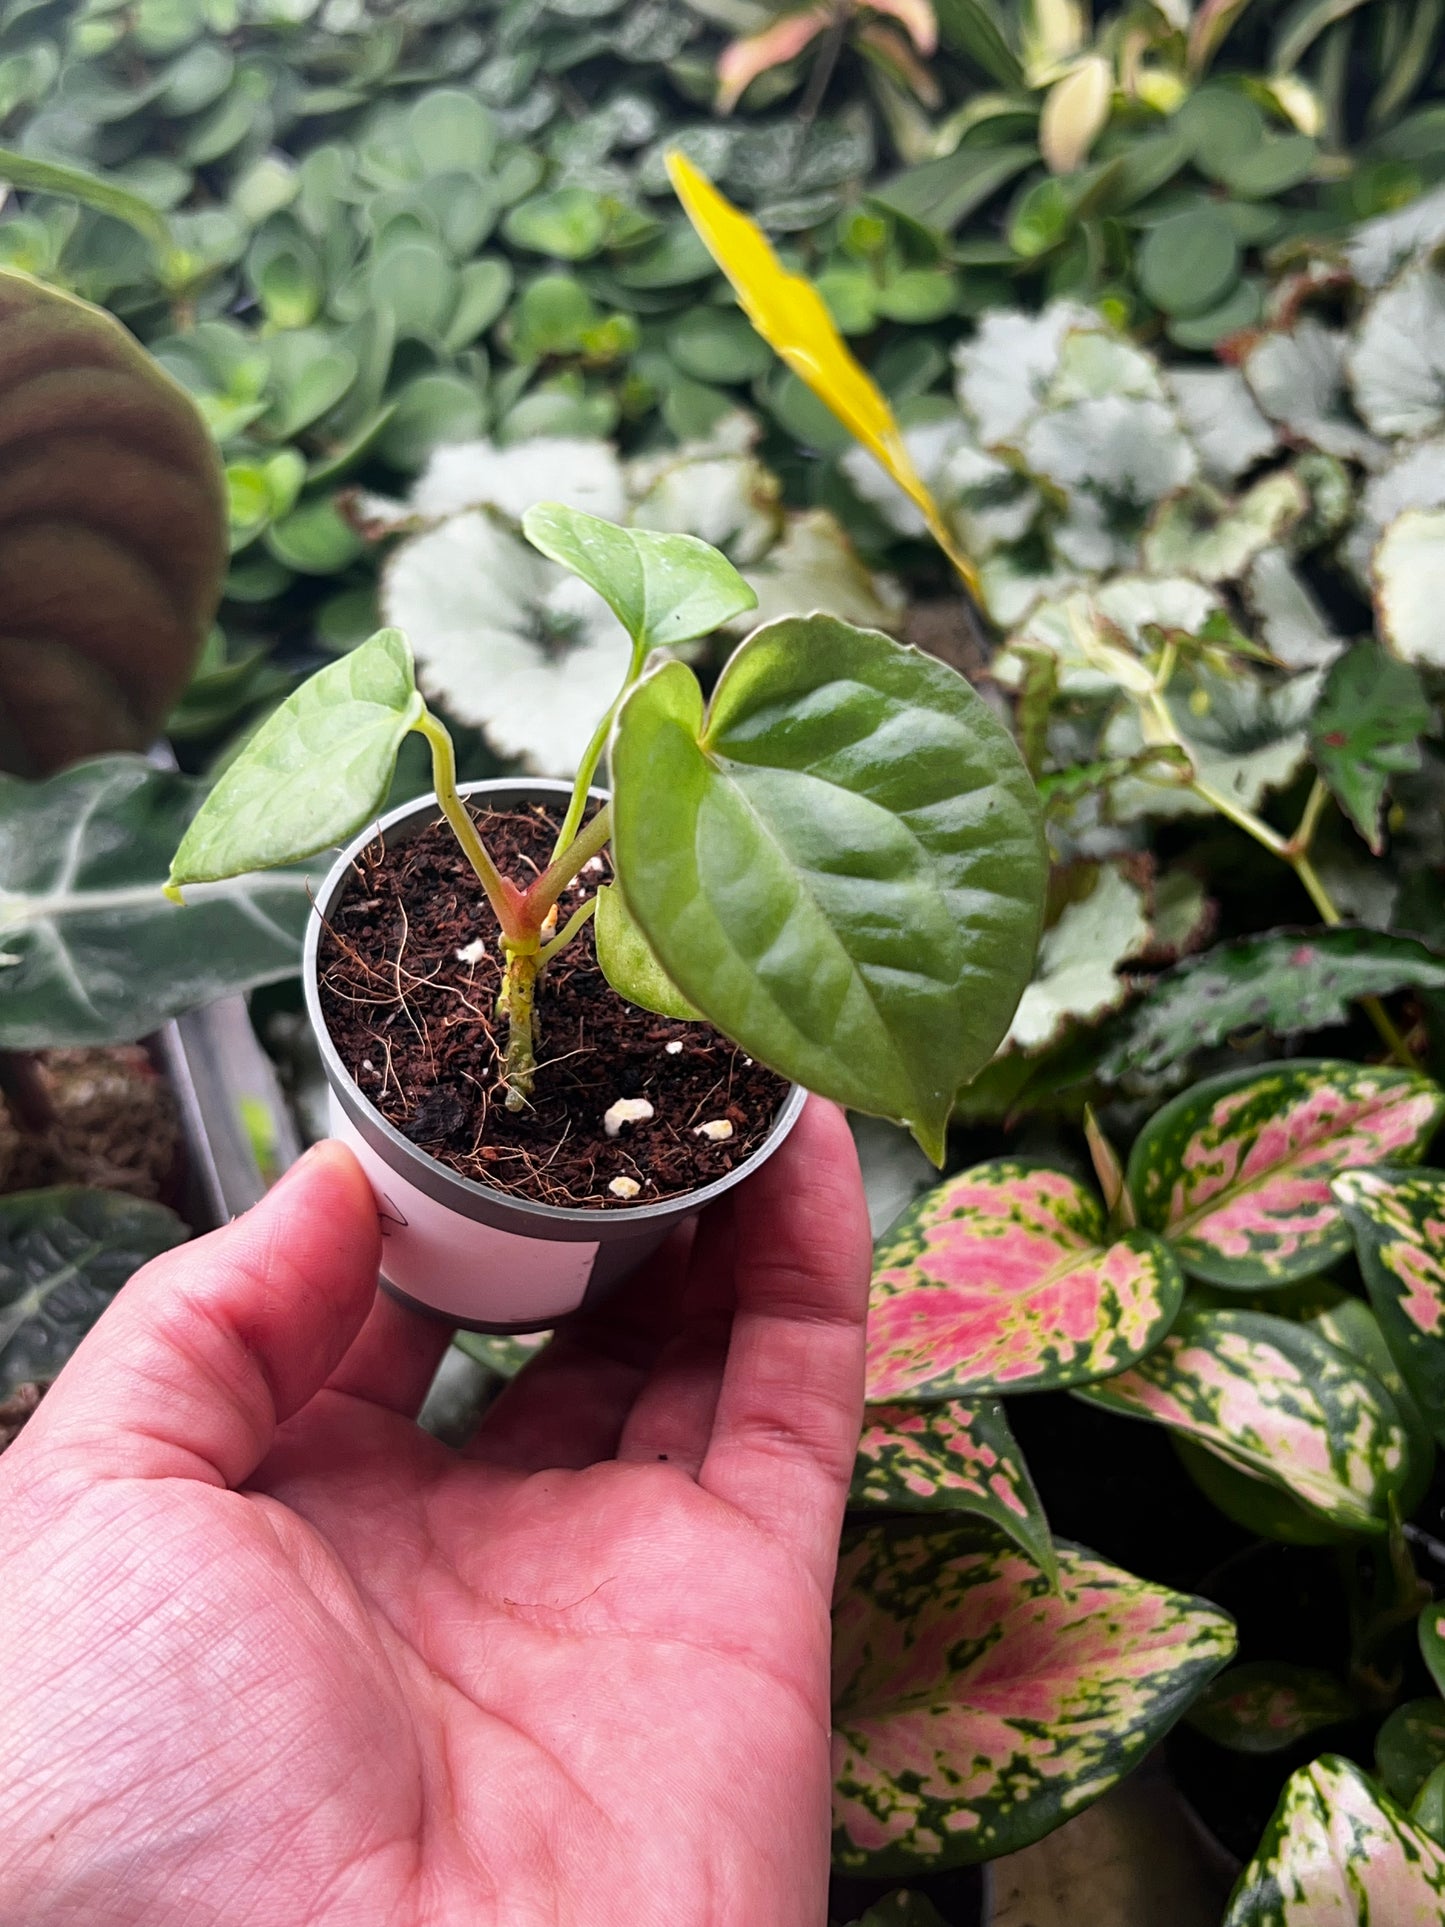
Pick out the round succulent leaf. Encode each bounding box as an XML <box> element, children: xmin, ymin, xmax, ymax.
<box><xmin>1214</xmin><ymin>135</ymin><xmax>1318</xmax><ymax>200</ymax></box>
<box><xmin>850</xmin><ymin>1397</ymin><xmax>1057</xmax><ymax>1582</ymax></box>
<box><xmin>1378</xmin><ymin>1700</ymin><xmax>1445</xmax><ymax>1808</ymax></box>
<box><xmin>1099</xmin><ymin>929</ymin><xmax>1445</xmax><ymax>1089</ymax></box>
<box><xmin>666</xmin><ymin>306</ymin><xmax>773</xmax><ymax>384</ymax></box>
<box><xmin>1077</xmin><ymin>1304</ymin><xmax>1411</xmax><ymax>1534</ymax></box>
<box><xmin>831</xmin><ymin>1518</ymin><xmax>1235</xmax><ymax>1874</ymax></box>
<box><xmin>1126</xmin><ymin>1059</ymin><xmax>1445</xmax><ymax>1289</ymax></box>
<box><xmin>866</xmin><ymin>1161</ymin><xmax>1184</xmax><ymax>1400</ymax></box>
<box><xmin>503</xmin><ymin>186</ymin><xmax>610</xmax><ymax>260</ymax></box>
<box><xmin>1223</xmin><ymin>1755</ymin><xmax>1445</xmax><ymax>1926</ymax></box>
<box><xmin>264</xmin><ymin>496</ymin><xmax>364</xmax><ymax>575</ymax></box>
<box><xmin>521</xmin><ymin>502</ymin><xmax>756</xmax><ymax>648</ymax></box>
<box><xmin>376</xmin><ymin>373</ymin><xmax>488</xmax><ymax>473</ymax></box>
<box><xmin>0</xmin><ymin>1187</ymin><xmax>186</xmax><ymax>1395</ymax></box>
<box><xmin>1336</xmin><ymin>1167</ymin><xmax>1445</xmax><ymax>1446</ymax></box>
<box><xmin>443</xmin><ymin>258</ymin><xmax>513</xmax><ymax>352</ymax></box>
<box><xmin>610</xmin><ymin>622</ymin><xmax>1048</xmax><ymax>1161</ymax></box>
<box><xmin>593</xmin><ymin>882</ymin><xmax>700</xmax><ymax>1021</ymax></box>
<box><xmin>1311</xmin><ymin>643</ymin><xmax>1430</xmax><ymax>853</ymax></box>
<box><xmin>0</xmin><ymin>270</ymin><xmax>227</xmax><ymax>777</ymax></box>
<box><xmin>0</xmin><ymin>758</ymin><xmax>320</xmax><ymax>1049</ymax></box>
<box><xmin>168</xmin><ymin>628</ymin><xmax>423</xmax><ymax>888</ymax></box>
<box><xmin>1186</xmin><ymin>1662</ymin><xmax>1355</xmax><ymax>1754</ymax></box>
<box><xmin>1165</xmin><ymin>277</ymin><xmax>1265</xmax><ymax>352</ymax></box>
<box><xmin>1374</xmin><ymin>507</ymin><xmax>1445</xmax><ymax>669</ymax></box>
<box><xmin>1138</xmin><ymin>209</ymin><xmax>1241</xmax><ymax>318</ymax></box>
<box><xmin>1348</xmin><ymin>259</ymin><xmax>1445</xmax><ymax>440</ymax></box>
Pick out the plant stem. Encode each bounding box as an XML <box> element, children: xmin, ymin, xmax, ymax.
<box><xmin>528</xmin><ymin>803</ymin><xmax>612</xmax><ymax>919</ymax></box>
<box><xmin>537</xmin><ymin>894</ymin><xmax>597</xmax><ymax>967</ymax></box>
<box><xmin>550</xmin><ymin>639</ymin><xmax>646</xmax><ymax>862</ymax></box>
<box><xmin>497</xmin><ymin>948</ymin><xmax>539</xmax><ymax>1111</ymax></box>
<box><xmin>412</xmin><ymin>709</ymin><xmax>530</xmax><ymax>945</ymax></box>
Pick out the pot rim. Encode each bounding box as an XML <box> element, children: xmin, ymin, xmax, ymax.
<box><xmin>303</xmin><ymin>777</ymin><xmax>808</xmax><ymax>1234</ymax></box>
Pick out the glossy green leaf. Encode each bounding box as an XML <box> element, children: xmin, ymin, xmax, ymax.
<box><xmin>521</xmin><ymin>503</ymin><xmax>756</xmax><ymax>648</ymax></box>
<box><xmin>1377</xmin><ymin>1699</ymin><xmax>1445</xmax><ymax>1807</ymax></box>
<box><xmin>611</xmin><ymin>621</ymin><xmax>1047</xmax><ymax>1161</ymax></box>
<box><xmin>0</xmin><ymin>758</ymin><xmax>320</xmax><ymax>1048</ymax></box>
<box><xmin>1334</xmin><ymin>1167</ymin><xmax>1445</xmax><ymax>1446</ymax></box>
<box><xmin>1138</xmin><ymin>209</ymin><xmax>1241</xmax><ymax>317</ymax></box>
<box><xmin>1099</xmin><ymin>930</ymin><xmax>1445</xmax><ymax>1088</ymax></box>
<box><xmin>850</xmin><ymin>1396</ymin><xmax>1057</xmax><ymax>1582</ymax></box>
<box><xmin>593</xmin><ymin>882</ymin><xmax>700</xmax><ymax>1022</ymax></box>
<box><xmin>1186</xmin><ymin>1662</ymin><xmax>1355</xmax><ymax>1753</ymax></box>
<box><xmin>866</xmin><ymin>1161</ymin><xmax>1183</xmax><ymax>1399</ymax></box>
<box><xmin>1127</xmin><ymin>1060</ymin><xmax>1445</xmax><ymax>1289</ymax></box>
<box><xmin>1311</xmin><ymin>643</ymin><xmax>1431</xmax><ymax>853</ymax></box>
<box><xmin>0</xmin><ymin>1187</ymin><xmax>185</xmax><ymax>1396</ymax></box>
<box><xmin>1078</xmin><ymin>1304</ymin><xmax>1411</xmax><ymax>1534</ymax></box>
<box><xmin>1224</xmin><ymin>1756</ymin><xmax>1445</xmax><ymax>1926</ymax></box>
<box><xmin>168</xmin><ymin>627</ymin><xmax>423</xmax><ymax>887</ymax></box>
<box><xmin>832</xmin><ymin>1518</ymin><xmax>1235</xmax><ymax>1874</ymax></box>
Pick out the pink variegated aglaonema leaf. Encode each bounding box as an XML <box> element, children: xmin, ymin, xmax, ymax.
<box><xmin>850</xmin><ymin>1398</ymin><xmax>1057</xmax><ymax>1583</ymax></box>
<box><xmin>831</xmin><ymin>1519</ymin><xmax>1234</xmax><ymax>1874</ymax></box>
<box><xmin>1185</xmin><ymin>1661</ymin><xmax>1356</xmax><ymax>1754</ymax></box>
<box><xmin>1224</xmin><ymin>1756</ymin><xmax>1445</xmax><ymax>1925</ymax></box>
<box><xmin>1334</xmin><ymin>1166</ymin><xmax>1445</xmax><ymax>1446</ymax></box>
<box><xmin>1128</xmin><ymin>1059</ymin><xmax>1444</xmax><ymax>1290</ymax></box>
<box><xmin>865</xmin><ymin>1161</ymin><xmax>1183</xmax><ymax>1402</ymax></box>
<box><xmin>1077</xmin><ymin>1305</ymin><xmax>1410</xmax><ymax>1535</ymax></box>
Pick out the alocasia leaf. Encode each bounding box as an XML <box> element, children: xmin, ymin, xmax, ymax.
<box><xmin>521</xmin><ymin>502</ymin><xmax>757</xmax><ymax>648</ymax></box>
<box><xmin>593</xmin><ymin>883</ymin><xmax>700</xmax><ymax>1022</ymax></box>
<box><xmin>1223</xmin><ymin>1756</ymin><xmax>1445</xmax><ymax>1926</ymax></box>
<box><xmin>850</xmin><ymin>1397</ymin><xmax>1057</xmax><ymax>1582</ymax></box>
<box><xmin>0</xmin><ymin>758</ymin><xmax>320</xmax><ymax>1048</ymax></box>
<box><xmin>610</xmin><ymin>621</ymin><xmax>1047</xmax><ymax>1162</ymax></box>
<box><xmin>1377</xmin><ymin>1700</ymin><xmax>1445</xmax><ymax>1807</ymax></box>
<box><xmin>864</xmin><ymin>1162</ymin><xmax>1183</xmax><ymax>1401</ymax></box>
<box><xmin>0</xmin><ymin>1187</ymin><xmax>186</xmax><ymax>1395</ymax></box>
<box><xmin>169</xmin><ymin>628</ymin><xmax>423</xmax><ymax>887</ymax></box>
<box><xmin>1186</xmin><ymin>1662</ymin><xmax>1355</xmax><ymax>1754</ymax></box>
<box><xmin>1310</xmin><ymin>644</ymin><xmax>1430</xmax><ymax>854</ymax></box>
<box><xmin>1077</xmin><ymin>1304</ymin><xmax>1410</xmax><ymax>1534</ymax></box>
<box><xmin>1099</xmin><ymin>930</ymin><xmax>1445</xmax><ymax>1088</ymax></box>
<box><xmin>1127</xmin><ymin>1059</ymin><xmax>1444</xmax><ymax>1288</ymax></box>
<box><xmin>831</xmin><ymin>1518</ymin><xmax>1235</xmax><ymax>1874</ymax></box>
<box><xmin>1334</xmin><ymin>1167</ymin><xmax>1445</xmax><ymax>1446</ymax></box>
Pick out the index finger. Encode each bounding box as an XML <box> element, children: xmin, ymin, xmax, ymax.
<box><xmin>699</xmin><ymin>1097</ymin><xmax>871</xmax><ymax>1591</ymax></box>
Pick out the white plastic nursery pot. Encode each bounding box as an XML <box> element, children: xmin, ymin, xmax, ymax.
<box><xmin>303</xmin><ymin>778</ymin><xmax>808</xmax><ymax>1334</ymax></box>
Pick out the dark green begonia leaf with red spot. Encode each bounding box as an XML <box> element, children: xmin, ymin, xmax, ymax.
<box><xmin>850</xmin><ymin>1397</ymin><xmax>1057</xmax><ymax>1583</ymax></box>
<box><xmin>1334</xmin><ymin>1166</ymin><xmax>1445</xmax><ymax>1446</ymax></box>
<box><xmin>1186</xmin><ymin>1661</ymin><xmax>1355</xmax><ymax>1754</ymax></box>
<box><xmin>1077</xmin><ymin>1304</ymin><xmax>1411</xmax><ymax>1535</ymax></box>
<box><xmin>831</xmin><ymin>1518</ymin><xmax>1235</xmax><ymax>1875</ymax></box>
<box><xmin>1224</xmin><ymin>1756</ymin><xmax>1445</xmax><ymax>1925</ymax></box>
<box><xmin>1127</xmin><ymin>1059</ymin><xmax>1445</xmax><ymax>1289</ymax></box>
<box><xmin>865</xmin><ymin>1161</ymin><xmax>1184</xmax><ymax>1402</ymax></box>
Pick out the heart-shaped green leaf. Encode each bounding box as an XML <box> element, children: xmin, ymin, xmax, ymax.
<box><xmin>168</xmin><ymin>628</ymin><xmax>423</xmax><ymax>888</ymax></box>
<box><xmin>850</xmin><ymin>1397</ymin><xmax>1056</xmax><ymax>1583</ymax></box>
<box><xmin>831</xmin><ymin>1518</ymin><xmax>1235</xmax><ymax>1874</ymax></box>
<box><xmin>1224</xmin><ymin>1756</ymin><xmax>1445</xmax><ymax>1926</ymax></box>
<box><xmin>1378</xmin><ymin>1700</ymin><xmax>1445</xmax><ymax>1808</ymax></box>
<box><xmin>0</xmin><ymin>758</ymin><xmax>320</xmax><ymax>1048</ymax></box>
<box><xmin>610</xmin><ymin>621</ymin><xmax>1047</xmax><ymax>1161</ymax></box>
<box><xmin>1077</xmin><ymin>1305</ymin><xmax>1411</xmax><ymax>1534</ymax></box>
<box><xmin>593</xmin><ymin>882</ymin><xmax>700</xmax><ymax>1021</ymax></box>
<box><xmin>1127</xmin><ymin>1060</ymin><xmax>1445</xmax><ymax>1289</ymax></box>
<box><xmin>866</xmin><ymin>1162</ymin><xmax>1183</xmax><ymax>1400</ymax></box>
<box><xmin>0</xmin><ymin>1187</ymin><xmax>186</xmax><ymax>1396</ymax></box>
<box><xmin>1185</xmin><ymin>1662</ymin><xmax>1356</xmax><ymax>1755</ymax></box>
<box><xmin>521</xmin><ymin>503</ymin><xmax>756</xmax><ymax>649</ymax></box>
<box><xmin>1334</xmin><ymin>1167</ymin><xmax>1445</xmax><ymax>1447</ymax></box>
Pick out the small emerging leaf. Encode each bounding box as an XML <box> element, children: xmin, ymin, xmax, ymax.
<box><xmin>866</xmin><ymin>1161</ymin><xmax>1183</xmax><ymax>1399</ymax></box>
<box><xmin>1334</xmin><ymin>1167</ymin><xmax>1445</xmax><ymax>1447</ymax></box>
<box><xmin>521</xmin><ymin>503</ymin><xmax>756</xmax><ymax>649</ymax></box>
<box><xmin>168</xmin><ymin>628</ymin><xmax>423</xmax><ymax>888</ymax></box>
<box><xmin>593</xmin><ymin>883</ymin><xmax>700</xmax><ymax>1022</ymax></box>
<box><xmin>1127</xmin><ymin>1059</ymin><xmax>1445</xmax><ymax>1289</ymax></box>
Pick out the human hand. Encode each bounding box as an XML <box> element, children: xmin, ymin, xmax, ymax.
<box><xmin>0</xmin><ymin>1098</ymin><xmax>870</xmax><ymax>1927</ymax></box>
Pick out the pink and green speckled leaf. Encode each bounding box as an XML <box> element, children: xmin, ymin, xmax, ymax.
<box><xmin>1224</xmin><ymin>1755</ymin><xmax>1445</xmax><ymax>1926</ymax></box>
<box><xmin>831</xmin><ymin>1518</ymin><xmax>1235</xmax><ymax>1875</ymax></box>
<box><xmin>1334</xmin><ymin>1166</ymin><xmax>1445</xmax><ymax>1446</ymax></box>
<box><xmin>1076</xmin><ymin>1305</ymin><xmax>1410</xmax><ymax>1535</ymax></box>
<box><xmin>850</xmin><ymin>1398</ymin><xmax>1057</xmax><ymax>1583</ymax></box>
<box><xmin>1186</xmin><ymin>1662</ymin><xmax>1355</xmax><ymax>1754</ymax></box>
<box><xmin>865</xmin><ymin>1161</ymin><xmax>1184</xmax><ymax>1402</ymax></box>
<box><xmin>1128</xmin><ymin>1059</ymin><xmax>1444</xmax><ymax>1290</ymax></box>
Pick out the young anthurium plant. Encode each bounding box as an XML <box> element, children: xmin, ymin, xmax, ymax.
<box><xmin>167</xmin><ymin>505</ymin><xmax>1046</xmax><ymax>1161</ymax></box>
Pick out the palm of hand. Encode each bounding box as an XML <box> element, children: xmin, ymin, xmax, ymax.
<box><xmin>0</xmin><ymin>1105</ymin><xmax>868</xmax><ymax>1927</ymax></box>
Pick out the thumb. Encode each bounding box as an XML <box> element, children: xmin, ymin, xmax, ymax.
<box><xmin>14</xmin><ymin>1141</ymin><xmax>382</xmax><ymax>1490</ymax></box>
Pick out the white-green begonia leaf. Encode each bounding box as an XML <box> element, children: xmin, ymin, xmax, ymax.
<box><xmin>408</xmin><ymin>436</ymin><xmax>625</xmax><ymax>523</ymax></box>
<box><xmin>1346</xmin><ymin>436</ymin><xmax>1445</xmax><ymax>584</ymax></box>
<box><xmin>952</xmin><ymin>302</ymin><xmax>1096</xmax><ymax>447</ymax></box>
<box><xmin>1166</xmin><ymin>366</ymin><xmax>1277</xmax><ymax>485</ymax></box>
<box><xmin>522</xmin><ymin>503</ymin><xmax>756</xmax><ymax>649</ymax></box>
<box><xmin>1045</xmin><ymin>326</ymin><xmax>1165</xmax><ymax>406</ymax></box>
<box><xmin>1005</xmin><ymin>863</ymin><xmax>1151</xmax><ymax>1053</ymax></box>
<box><xmin>1374</xmin><ymin>507</ymin><xmax>1445</xmax><ymax>669</ymax></box>
<box><xmin>1245</xmin><ymin>548</ymin><xmax>1344</xmax><ymax>670</ymax></box>
<box><xmin>729</xmin><ymin>510</ymin><xmax>906</xmax><ymax>635</ymax></box>
<box><xmin>1348</xmin><ymin>259</ymin><xmax>1445</xmax><ymax>441</ymax></box>
<box><xmin>627</xmin><ymin>418</ymin><xmax>782</xmax><ymax>565</ymax></box>
<box><xmin>1244</xmin><ymin>322</ymin><xmax>1387</xmax><ymax>471</ymax></box>
<box><xmin>1143</xmin><ymin>472</ymin><xmax>1307</xmax><ymax>584</ymax></box>
<box><xmin>1347</xmin><ymin>181</ymin><xmax>1445</xmax><ymax>289</ymax></box>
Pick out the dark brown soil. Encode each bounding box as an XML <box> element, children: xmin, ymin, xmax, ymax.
<box><xmin>317</xmin><ymin>803</ymin><xmax>791</xmax><ymax>1209</ymax></box>
<box><xmin>0</xmin><ymin>1046</ymin><xmax>181</xmax><ymax>1201</ymax></box>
